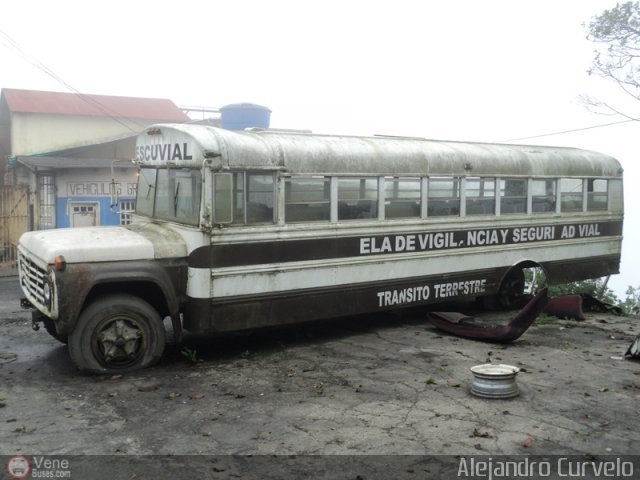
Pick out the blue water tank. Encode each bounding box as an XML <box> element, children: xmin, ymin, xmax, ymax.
<box><xmin>220</xmin><ymin>103</ymin><xmax>271</xmax><ymax>130</ymax></box>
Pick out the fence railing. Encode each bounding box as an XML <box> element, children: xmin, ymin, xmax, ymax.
<box><xmin>1</xmin><ymin>185</ymin><xmax>29</xmax><ymax>272</ymax></box>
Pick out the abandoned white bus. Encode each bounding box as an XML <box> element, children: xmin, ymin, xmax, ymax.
<box><xmin>18</xmin><ymin>124</ymin><xmax>624</xmax><ymax>372</ymax></box>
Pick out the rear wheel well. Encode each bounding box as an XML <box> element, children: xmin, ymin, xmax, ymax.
<box><xmin>508</xmin><ymin>261</ymin><xmax>547</xmax><ymax>293</ymax></box>
<box><xmin>491</xmin><ymin>261</ymin><xmax>547</xmax><ymax>309</ymax></box>
<box><xmin>82</xmin><ymin>282</ymin><xmax>171</xmax><ymax>319</ymax></box>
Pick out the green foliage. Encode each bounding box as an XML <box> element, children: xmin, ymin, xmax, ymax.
<box><xmin>621</xmin><ymin>285</ymin><xmax>640</xmax><ymax>315</ymax></box>
<box><xmin>518</xmin><ymin>269</ymin><xmax>638</xmax><ymax>316</ymax></box>
<box><xmin>534</xmin><ymin>313</ymin><xmax>561</xmax><ymax>325</ymax></box>
<box><xmin>587</xmin><ymin>1</ymin><xmax>640</xmax><ymax>43</ymax></box>
<box><xmin>548</xmin><ymin>278</ymin><xmax>613</xmax><ymax>301</ymax></box>
<box><xmin>584</xmin><ymin>1</ymin><xmax>640</xmax><ymax>114</ymax></box>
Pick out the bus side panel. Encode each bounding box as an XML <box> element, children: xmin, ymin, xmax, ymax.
<box><xmin>543</xmin><ymin>254</ymin><xmax>620</xmax><ymax>285</ymax></box>
<box><xmin>182</xmin><ymin>269</ymin><xmax>503</xmax><ymax>333</ymax></box>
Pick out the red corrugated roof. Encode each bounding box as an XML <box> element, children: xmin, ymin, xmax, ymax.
<box><xmin>1</xmin><ymin>88</ymin><xmax>190</xmax><ymax>121</ymax></box>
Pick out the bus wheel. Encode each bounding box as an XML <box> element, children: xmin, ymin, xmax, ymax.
<box><xmin>497</xmin><ymin>268</ymin><xmax>527</xmax><ymax>309</ymax></box>
<box><xmin>68</xmin><ymin>294</ymin><xmax>165</xmax><ymax>374</ymax></box>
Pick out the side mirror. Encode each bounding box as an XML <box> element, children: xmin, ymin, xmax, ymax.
<box><xmin>213</xmin><ymin>173</ymin><xmax>233</xmax><ymax>224</ymax></box>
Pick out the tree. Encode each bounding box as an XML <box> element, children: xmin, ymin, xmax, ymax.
<box><xmin>584</xmin><ymin>1</ymin><xmax>640</xmax><ymax>118</ymax></box>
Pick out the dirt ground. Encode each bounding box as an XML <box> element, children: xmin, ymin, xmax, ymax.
<box><xmin>1</xmin><ymin>275</ymin><xmax>639</xmax><ymax>461</ymax></box>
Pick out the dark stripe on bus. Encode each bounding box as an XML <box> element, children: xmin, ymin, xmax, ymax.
<box><xmin>188</xmin><ymin>220</ymin><xmax>623</xmax><ymax>269</ymax></box>
<box><xmin>183</xmin><ymin>268</ymin><xmax>501</xmax><ymax>333</ymax></box>
<box><xmin>182</xmin><ymin>254</ymin><xmax>620</xmax><ymax>334</ymax></box>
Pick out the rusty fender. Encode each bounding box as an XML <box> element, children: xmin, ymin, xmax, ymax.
<box><xmin>53</xmin><ymin>258</ymin><xmax>187</xmax><ymax>335</ymax></box>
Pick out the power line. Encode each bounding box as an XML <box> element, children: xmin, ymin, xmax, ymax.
<box><xmin>498</xmin><ymin>118</ymin><xmax>637</xmax><ymax>143</ymax></box>
<box><xmin>3</xmin><ymin>28</ymin><xmax>638</xmax><ymax>144</ymax></box>
<box><xmin>0</xmin><ymin>28</ymin><xmax>146</xmax><ymax>134</ymax></box>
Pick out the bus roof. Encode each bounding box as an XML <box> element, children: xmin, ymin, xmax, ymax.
<box><xmin>135</xmin><ymin>123</ymin><xmax>623</xmax><ymax>178</ymax></box>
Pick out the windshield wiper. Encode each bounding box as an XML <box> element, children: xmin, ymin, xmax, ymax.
<box><xmin>173</xmin><ymin>182</ymin><xmax>181</xmax><ymax>215</ymax></box>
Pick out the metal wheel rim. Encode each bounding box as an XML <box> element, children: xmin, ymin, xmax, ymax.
<box><xmin>91</xmin><ymin>315</ymin><xmax>147</xmax><ymax>369</ymax></box>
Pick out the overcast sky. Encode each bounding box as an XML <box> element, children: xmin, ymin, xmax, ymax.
<box><xmin>1</xmin><ymin>0</ymin><xmax>638</xmax><ymax>296</ymax></box>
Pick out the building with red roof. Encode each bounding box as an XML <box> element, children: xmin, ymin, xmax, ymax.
<box><xmin>0</xmin><ymin>88</ymin><xmax>190</xmax><ymax>262</ymax></box>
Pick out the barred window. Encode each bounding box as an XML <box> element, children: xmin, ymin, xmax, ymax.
<box><xmin>38</xmin><ymin>174</ymin><xmax>56</xmax><ymax>229</ymax></box>
<box><xmin>120</xmin><ymin>200</ymin><xmax>136</xmax><ymax>225</ymax></box>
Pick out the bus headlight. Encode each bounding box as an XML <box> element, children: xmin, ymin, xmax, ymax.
<box><xmin>43</xmin><ymin>282</ymin><xmax>51</xmax><ymax>304</ymax></box>
<box><xmin>44</xmin><ymin>268</ymin><xmax>55</xmax><ymax>308</ymax></box>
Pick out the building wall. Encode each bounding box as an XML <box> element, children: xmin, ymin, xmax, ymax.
<box><xmin>0</xmin><ymin>102</ymin><xmax>11</xmax><ymax>185</ymax></box>
<box><xmin>10</xmin><ymin>112</ymin><xmax>148</xmax><ymax>156</ymax></box>
<box><xmin>53</xmin><ymin>168</ymin><xmax>138</xmax><ymax>228</ymax></box>
<box><xmin>0</xmin><ymin>91</ymin><xmax>189</xmax><ymax>244</ymax></box>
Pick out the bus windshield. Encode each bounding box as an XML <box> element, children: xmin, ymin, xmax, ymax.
<box><xmin>135</xmin><ymin>167</ymin><xmax>202</xmax><ymax>226</ymax></box>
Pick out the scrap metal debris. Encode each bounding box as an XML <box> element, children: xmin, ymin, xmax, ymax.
<box><xmin>625</xmin><ymin>334</ymin><xmax>640</xmax><ymax>359</ymax></box>
<box><xmin>544</xmin><ymin>293</ymin><xmax>623</xmax><ymax>320</ymax></box>
<box><xmin>544</xmin><ymin>295</ymin><xmax>585</xmax><ymax>321</ymax></box>
<box><xmin>427</xmin><ymin>288</ymin><xmax>548</xmax><ymax>342</ymax></box>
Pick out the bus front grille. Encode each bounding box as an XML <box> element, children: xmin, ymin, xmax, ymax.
<box><xmin>18</xmin><ymin>251</ymin><xmax>47</xmax><ymax>307</ymax></box>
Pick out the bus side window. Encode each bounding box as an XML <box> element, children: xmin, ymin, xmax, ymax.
<box><xmin>587</xmin><ymin>179</ymin><xmax>608</xmax><ymax>211</ymax></box>
<box><xmin>285</xmin><ymin>177</ymin><xmax>331</xmax><ymax>223</ymax></box>
<box><xmin>500</xmin><ymin>179</ymin><xmax>527</xmax><ymax>214</ymax></box>
<box><xmin>213</xmin><ymin>173</ymin><xmax>233</xmax><ymax>224</ymax></box>
<box><xmin>532</xmin><ymin>179</ymin><xmax>556</xmax><ymax>213</ymax></box>
<box><xmin>465</xmin><ymin>177</ymin><xmax>496</xmax><ymax>215</ymax></box>
<box><xmin>561</xmin><ymin>178</ymin><xmax>583</xmax><ymax>212</ymax></box>
<box><xmin>428</xmin><ymin>177</ymin><xmax>460</xmax><ymax>216</ymax></box>
<box><xmin>337</xmin><ymin>178</ymin><xmax>378</xmax><ymax>220</ymax></box>
<box><xmin>385</xmin><ymin>177</ymin><xmax>420</xmax><ymax>219</ymax></box>
<box><xmin>226</xmin><ymin>172</ymin><xmax>276</xmax><ymax>225</ymax></box>
<box><xmin>246</xmin><ymin>173</ymin><xmax>275</xmax><ymax>224</ymax></box>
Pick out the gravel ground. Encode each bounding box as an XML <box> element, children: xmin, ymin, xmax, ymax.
<box><xmin>1</xmin><ymin>275</ymin><xmax>639</xmax><ymax>477</ymax></box>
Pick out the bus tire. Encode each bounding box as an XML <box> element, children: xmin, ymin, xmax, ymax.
<box><xmin>68</xmin><ymin>294</ymin><xmax>165</xmax><ymax>374</ymax></box>
<box><xmin>497</xmin><ymin>268</ymin><xmax>527</xmax><ymax>309</ymax></box>
<box><xmin>42</xmin><ymin>318</ymin><xmax>68</xmax><ymax>344</ymax></box>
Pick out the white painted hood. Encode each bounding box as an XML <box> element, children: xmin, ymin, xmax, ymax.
<box><xmin>19</xmin><ymin>223</ymin><xmax>187</xmax><ymax>264</ymax></box>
